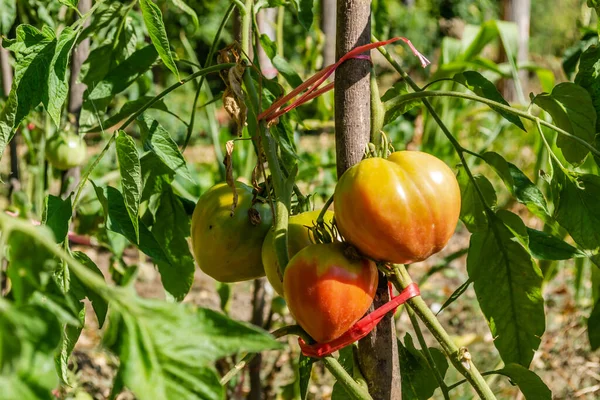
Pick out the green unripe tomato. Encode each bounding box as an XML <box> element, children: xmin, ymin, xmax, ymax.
<box><xmin>191</xmin><ymin>181</ymin><xmax>273</xmax><ymax>282</ymax></box>
<box><xmin>46</xmin><ymin>132</ymin><xmax>87</xmax><ymax>170</ymax></box>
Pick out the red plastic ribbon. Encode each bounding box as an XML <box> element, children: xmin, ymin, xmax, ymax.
<box><xmin>258</xmin><ymin>37</ymin><xmax>430</xmax><ymax>124</ymax></box>
<box><xmin>298</xmin><ymin>282</ymin><xmax>421</xmax><ymax>358</ymax></box>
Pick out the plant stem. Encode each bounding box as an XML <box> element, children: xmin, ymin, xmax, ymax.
<box><xmin>317</xmin><ymin>194</ymin><xmax>334</xmax><ymax>223</ymax></box>
<box><xmin>391</xmin><ymin>264</ymin><xmax>496</xmax><ymax>400</ymax></box>
<box><xmin>447</xmin><ymin>371</ymin><xmax>498</xmax><ymax>391</ymax></box>
<box><xmin>322</xmin><ymin>356</ymin><xmax>373</xmax><ymax>400</ymax></box>
<box><xmin>406</xmin><ymin>306</ymin><xmax>451</xmax><ymax>400</ymax></box>
<box><xmin>276</xmin><ymin>6</ymin><xmax>284</xmax><ymax>57</ymax></box>
<box><xmin>241</xmin><ymin>0</ymin><xmax>253</xmax><ymax>57</ymax></box>
<box><xmin>71</xmin><ymin>63</ymin><xmax>234</xmax><ymax>208</ymax></box>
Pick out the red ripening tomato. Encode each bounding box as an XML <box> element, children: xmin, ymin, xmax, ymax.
<box><xmin>283</xmin><ymin>243</ymin><xmax>378</xmax><ymax>343</ymax></box>
<box><xmin>334</xmin><ymin>151</ymin><xmax>461</xmax><ymax>264</ymax></box>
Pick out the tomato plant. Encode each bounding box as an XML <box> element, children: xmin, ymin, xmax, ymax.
<box><xmin>262</xmin><ymin>209</ymin><xmax>334</xmax><ymax>295</ymax></box>
<box><xmin>191</xmin><ymin>181</ymin><xmax>272</xmax><ymax>282</ymax></box>
<box><xmin>283</xmin><ymin>243</ymin><xmax>378</xmax><ymax>343</ymax></box>
<box><xmin>334</xmin><ymin>150</ymin><xmax>461</xmax><ymax>264</ymax></box>
<box><xmin>0</xmin><ymin>0</ymin><xmax>598</xmax><ymax>399</ymax></box>
<box><xmin>45</xmin><ymin>131</ymin><xmax>87</xmax><ymax>170</ymax></box>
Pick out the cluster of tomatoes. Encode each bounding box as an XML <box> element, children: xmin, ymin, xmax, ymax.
<box><xmin>191</xmin><ymin>151</ymin><xmax>461</xmax><ymax>344</ymax></box>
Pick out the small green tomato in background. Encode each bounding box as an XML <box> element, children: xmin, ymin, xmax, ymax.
<box><xmin>46</xmin><ymin>132</ymin><xmax>87</xmax><ymax>170</ymax></box>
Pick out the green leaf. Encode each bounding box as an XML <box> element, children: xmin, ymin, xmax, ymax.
<box><xmin>71</xmin><ymin>252</ymin><xmax>108</xmax><ymax>328</ymax></box>
<box><xmin>397</xmin><ymin>333</ymin><xmax>449</xmax><ymax>400</ymax></box>
<box><xmin>0</xmin><ymin>0</ymin><xmax>16</xmax><ymax>35</ymax></box>
<box><xmin>116</xmin><ymin>131</ymin><xmax>142</xmax><ymax>243</ymax></box>
<box><xmin>453</xmin><ymin>71</ymin><xmax>525</xmax><ymax>130</ymax></box>
<box><xmin>298</xmin><ymin>353</ymin><xmax>315</xmax><ymax>400</ymax></box>
<box><xmin>457</xmin><ymin>169</ymin><xmax>497</xmax><ymax>232</ymax></box>
<box><xmin>55</xmin><ymin>308</ymin><xmax>84</xmax><ymax>384</ymax></box>
<box><xmin>0</xmin><ymin>25</ymin><xmax>55</xmax><ymax>159</ymax></box>
<box><xmin>527</xmin><ymin>228</ymin><xmax>585</xmax><ymax>260</ymax></box>
<box><xmin>168</xmin><ymin>0</ymin><xmax>199</xmax><ymax>30</ymax></box>
<box><xmin>437</xmin><ymin>278</ymin><xmax>472</xmax><ymax>315</ymax></box>
<box><xmin>80</xmin><ymin>45</ymin><xmax>158</xmax><ymax>131</ymax></box>
<box><xmin>151</xmin><ymin>188</ymin><xmax>195</xmax><ymax>301</ymax></box>
<box><xmin>552</xmin><ymin>164</ymin><xmax>600</xmax><ymax>259</ymax></box>
<box><xmin>46</xmin><ymin>27</ymin><xmax>81</xmax><ymax>126</ymax></box>
<box><xmin>259</xmin><ymin>34</ymin><xmax>303</xmax><ymax>87</ymax></box>
<box><xmin>139</xmin><ymin>0</ymin><xmax>179</xmax><ymax>80</ymax></box>
<box><xmin>80</xmin><ymin>14</ymin><xmax>137</xmax><ymax>87</ymax></box>
<box><xmin>589</xmin><ymin>299</ymin><xmax>600</xmax><ymax>350</ymax></box>
<box><xmin>140</xmin><ymin>152</ymin><xmax>176</xmax><ymax>204</ymax></box>
<box><xmin>93</xmin><ymin>184</ymin><xmax>170</xmax><ymax>264</ymax></box>
<box><xmin>494</xmin><ymin>364</ymin><xmax>552</xmax><ymax>400</ymax></box>
<box><xmin>42</xmin><ymin>194</ymin><xmax>73</xmax><ymax>243</ymax></box>
<box><xmin>0</xmin><ymin>299</ymin><xmax>61</xmax><ymax>400</ymax></box>
<box><xmin>57</xmin><ymin>0</ymin><xmax>79</xmax><ymax>11</ymax></box>
<box><xmin>87</xmin><ymin>96</ymin><xmax>169</xmax><ymax>133</ymax></box>
<box><xmin>6</xmin><ymin>229</ymin><xmax>59</xmax><ymax>305</ymax></box>
<box><xmin>467</xmin><ymin>211</ymin><xmax>545</xmax><ymax>367</ymax></box>
<box><xmin>533</xmin><ymin>83</ymin><xmax>597</xmax><ymax>166</ymax></box>
<box><xmin>482</xmin><ymin>152</ymin><xmax>551</xmax><ymax>221</ymax></box>
<box><xmin>382</xmin><ymin>80</ymin><xmax>420</xmax><ymax>125</ymax></box>
<box><xmin>137</xmin><ymin>115</ymin><xmax>193</xmax><ymax>183</ymax></box>
<box><xmin>575</xmin><ymin>44</ymin><xmax>600</xmax><ymax>133</ymax></box>
<box><xmin>104</xmin><ymin>297</ymin><xmax>281</xmax><ymax>400</ymax></box>
<box><xmin>290</xmin><ymin>0</ymin><xmax>315</xmax><ymax>30</ymax></box>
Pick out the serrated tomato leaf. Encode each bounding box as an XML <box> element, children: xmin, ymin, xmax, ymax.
<box><xmin>139</xmin><ymin>0</ymin><xmax>179</xmax><ymax>80</ymax></box>
<box><xmin>533</xmin><ymin>83</ymin><xmax>596</xmax><ymax>166</ymax></box>
<box><xmin>398</xmin><ymin>333</ymin><xmax>449</xmax><ymax>400</ymax></box>
<box><xmin>137</xmin><ymin>115</ymin><xmax>193</xmax><ymax>183</ymax></box>
<box><xmin>116</xmin><ymin>131</ymin><xmax>142</xmax><ymax>243</ymax></box>
<box><xmin>494</xmin><ymin>364</ymin><xmax>552</xmax><ymax>400</ymax></box>
<box><xmin>467</xmin><ymin>211</ymin><xmax>545</xmax><ymax>367</ymax></box>
<box><xmin>457</xmin><ymin>169</ymin><xmax>496</xmax><ymax>232</ymax></box>
<box><xmin>42</xmin><ymin>194</ymin><xmax>72</xmax><ymax>243</ymax></box>
<box><xmin>151</xmin><ymin>188</ymin><xmax>195</xmax><ymax>301</ymax></box>
<box><xmin>104</xmin><ymin>296</ymin><xmax>282</xmax><ymax>400</ymax></box>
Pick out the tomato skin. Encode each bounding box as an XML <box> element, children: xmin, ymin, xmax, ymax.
<box><xmin>46</xmin><ymin>132</ymin><xmax>87</xmax><ymax>170</ymax></box>
<box><xmin>262</xmin><ymin>210</ymin><xmax>334</xmax><ymax>296</ymax></box>
<box><xmin>334</xmin><ymin>151</ymin><xmax>461</xmax><ymax>264</ymax></box>
<box><xmin>283</xmin><ymin>243</ymin><xmax>378</xmax><ymax>343</ymax></box>
<box><xmin>190</xmin><ymin>182</ymin><xmax>272</xmax><ymax>282</ymax></box>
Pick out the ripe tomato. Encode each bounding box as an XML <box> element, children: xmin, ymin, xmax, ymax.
<box><xmin>262</xmin><ymin>210</ymin><xmax>334</xmax><ymax>296</ymax></box>
<box><xmin>191</xmin><ymin>182</ymin><xmax>272</xmax><ymax>282</ymax></box>
<box><xmin>45</xmin><ymin>132</ymin><xmax>87</xmax><ymax>170</ymax></box>
<box><xmin>334</xmin><ymin>151</ymin><xmax>461</xmax><ymax>264</ymax></box>
<box><xmin>283</xmin><ymin>243</ymin><xmax>378</xmax><ymax>343</ymax></box>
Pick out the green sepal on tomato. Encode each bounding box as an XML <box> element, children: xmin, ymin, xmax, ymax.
<box><xmin>45</xmin><ymin>132</ymin><xmax>87</xmax><ymax>170</ymax></box>
<box><xmin>262</xmin><ymin>210</ymin><xmax>334</xmax><ymax>296</ymax></box>
<box><xmin>283</xmin><ymin>243</ymin><xmax>378</xmax><ymax>343</ymax></box>
<box><xmin>190</xmin><ymin>181</ymin><xmax>272</xmax><ymax>282</ymax></box>
<box><xmin>334</xmin><ymin>150</ymin><xmax>461</xmax><ymax>264</ymax></box>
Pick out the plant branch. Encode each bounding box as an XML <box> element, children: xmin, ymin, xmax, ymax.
<box><xmin>447</xmin><ymin>371</ymin><xmax>499</xmax><ymax>391</ymax></box>
<box><xmin>322</xmin><ymin>356</ymin><xmax>373</xmax><ymax>400</ymax></box>
<box><xmin>391</xmin><ymin>264</ymin><xmax>496</xmax><ymax>400</ymax></box>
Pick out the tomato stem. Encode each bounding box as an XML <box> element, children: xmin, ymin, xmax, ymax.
<box><xmin>390</xmin><ymin>264</ymin><xmax>497</xmax><ymax>400</ymax></box>
<box><xmin>322</xmin><ymin>356</ymin><xmax>373</xmax><ymax>400</ymax></box>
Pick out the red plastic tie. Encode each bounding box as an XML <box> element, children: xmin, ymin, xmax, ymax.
<box><xmin>258</xmin><ymin>37</ymin><xmax>430</xmax><ymax>124</ymax></box>
<box><xmin>298</xmin><ymin>282</ymin><xmax>420</xmax><ymax>358</ymax></box>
